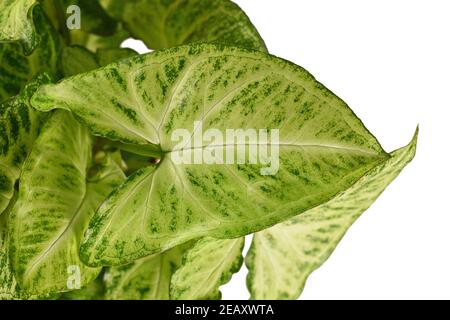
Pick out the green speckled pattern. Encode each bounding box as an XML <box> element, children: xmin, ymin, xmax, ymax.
<box><xmin>171</xmin><ymin>237</ymin><xmax>245</xmax><ymax>300</ymax></box>
<box><xmin>31</xmin><ymin>43</ymin><xmax>388</xmax><ymax>266</ymax></box>
<box><xmin>246</xmin><ymin>129</ymin><xmax>418</xmax><ymax>300</ymax></box>
<box><xmin>100</xmin><ymin>0</ymin><xmax>267</xmax><ymax>51</ymax></box>
<box><xmin>0</xmin><ymin>0</ymin><xmax>39</xmax><ymax>54</ymax></box>
<box><xmin>8</xmin><ymin>111</ymin><xmax>125</xmax><ymax>295</ymax></box>
<box><xmin>0</xmin><ymin>7</ymin><xmax>61</xmax><ymax>102</ymax></box>
<box><xmin>0</xmin><ymin>75</ymin><xmax>50</xmax><ymax>215</ymax></box>
<box><xmin>0</xmin><ymin>195</ymin><xmax>21</xmax><ymax>299</ymax></box>
<box><xmin>104</xmin><ymin>242</ymin><xmax>192</xmax><ymax>300</ymax></box>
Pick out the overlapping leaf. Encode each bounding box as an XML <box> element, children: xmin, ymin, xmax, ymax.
<box><xmin>0</xmin><ymin>75</ymin><xmax>51</xmax><ymax>216</ymax></box>
<box><xmin>0</xmin><ymin>7</ymin><xmax>61</xmax><ymax>102</ymax></box>
<box><xmin>8</xmin><ymin>111</ymin><xmax>125</xmax><ymax>295</ymax></box>
<box><xmin>100</xmin><ymin>0</ymin><xmax>267</xmax><ymax>51</ymax></box>
<box><xmin>171</xmin><ymin>237</ymin><xmax>244</xmax><ymax>300</ymax></box>
<box><xmin>31</xmin><ymin>43</ymin><xmax>388</xmax><ymax>267</ymax></box>
<box><xmin>246</xmin><ymin>129</ymin><xmax>418</xmax><ymax>300</ymax></box>
<box><xmin>104</xmin><ymin>242</ymin><xmax>192</xmax><ymax>300</ymax></box>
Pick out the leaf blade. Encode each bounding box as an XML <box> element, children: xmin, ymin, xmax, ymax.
<box><xmin>31</xmin><ymin>43</ymin><xmax>388</xmax><ymax>266</ymax></box>
<box><xmin>8</xmin><ymin>111</ymin><xmax>125</xmax><ymax>295</ymax></box>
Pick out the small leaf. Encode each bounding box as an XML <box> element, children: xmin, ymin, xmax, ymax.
<box><xmin>0</xmin><ymin>7</ymin><xmax>62</xmax><ymax>101</ymax></box>
<box><xmin>31</xmin><ymin>43</ymin><xmax>388</xmax><ymax>266</ymax></box>
<box><xmin>61</xmin><ymin>46</ymin><xmax>100</xmax><ymax>77</ymax></box>
<box><xmin>8</xmin><ymin>111</ymin><xmax>126</xmax><ymax>295</ymax></box>
<box><xmin>104</xmin><ymin>242</ymin><xmax>192</xmax><ymax>300</ymax></box>
<box><xmin>246</xmin><ymin>129</ymin><xmax>418</xmax><ymax>300</ymax></box>
<box><xmin>170</xmin><ymin>237</ymin><xmax>245</xmax><ymax>300</ymax></box>
<box><xmin>0</xmin><ymin>0</ymin><xmax>40</xmax><ymax>54</ymax></box>
<box><xmin>100</xmin><ymin>0</ymin><xmax>267</xmax><ymax>51</ymax></box>
<box><xmin>0</xmin><ymin>75</ymin><xmax>51</xmax><ymax>215</ymax></box>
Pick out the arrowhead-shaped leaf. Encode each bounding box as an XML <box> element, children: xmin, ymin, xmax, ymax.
<box><xmin>246</xmin><ymin>129</ymin><xmax>418</xmax><ymax>300</ymax></box>
<box><xmin>31</xmin><ymin>43</ymin><xmax>388</xmax><ymax>266</ymax></box>
<box><xmin>170</xmin><ymin>237</ymin><xmax>245</xmax><ymax>300</ymax></box>
<box><xmin>8</xmin><ymin>111</ymin><xmax>125</xmax><ymax>295</ymax></box>
<box><xmin>100</xmin><ymin>0</ymin><xmax>267</xmax><ymax>51</ymax></box>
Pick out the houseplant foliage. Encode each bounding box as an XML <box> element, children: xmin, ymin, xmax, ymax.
<box><xmin>0</xmin><ymin>0</ymin><xmax>417</xmax><ymax>300</ymax></box>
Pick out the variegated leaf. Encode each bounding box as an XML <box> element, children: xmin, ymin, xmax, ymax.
<box><xmin>0</xmin><ymin>0</ymin><xmax>39</xmax><ymax>54</ymax></box>
<box><xmin>171</xmin><ymin>237</ymin><xmax>245</xmax><ymax>300</ymax></box>
<box><xmin>8</xmin><ymin>111</ymin><xmax>125</xmax><ymax>295</ymax></box>
<box><xmin>31</xmin><ymin>43</ymin><xmax>388</xmax><ymax>267</ymax></box>
<box><xmin>246</xmin><ymin>129</ymin><xmax>418</xmax><ymax>300</ymax></box>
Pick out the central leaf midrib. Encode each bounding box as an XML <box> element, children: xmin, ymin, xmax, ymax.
<box><xmin>162</xmin><ymin>142</ymin><xmax>383</xmax><ymax>156</ymax></box>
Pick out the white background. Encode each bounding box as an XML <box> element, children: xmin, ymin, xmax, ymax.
<box><xmin>124</xmin><ymin>0</ymin><xmax>450</xmax><ymax>299</ymax></box>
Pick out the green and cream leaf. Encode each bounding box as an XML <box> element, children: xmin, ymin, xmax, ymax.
<box><xmin>246</xmin><ymin>129</ymin><xmax>418</xmax><ymax>300</ymax></box>
<box><xmin>8</xmin><ymin>111</ymin><xmax>125</xmax><ymax>295</ymax></box>
<box><xmin>31</xmin><ymin>43</ymin><xmax>389</xmax><ymax>266</ymax></box>
<box><xmin>0</xmin><ymin>0</ymin><xmax>40</xmax><ymax>54</ymax></box>
<box><xmin>171</xmin><ymin>237</ymin><xmax>245</xmax><ymax>300</ymax></box>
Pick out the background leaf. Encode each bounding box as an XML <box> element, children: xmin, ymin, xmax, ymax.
<box><xmin>96</xmin><ymin>48</ymin><xmax>138</xmax><ymax>67</ymax></box>
<box><xmin>246</xmin><ymin>129</ymin><xmax>418</xmax><ymax>300</ymax></box>
<box><xmin>170</xmin><ymin>237</ymin><xmax>244</xmax><ymax>300</ymax></box>
<box><xmin>0</xmin><ymin>7</ymin><xmax>61</xmax><ymax>102</ymax></box>
<box><xmin>61</xmin><ymin>45</ymin><xmax>99</xmax><ymax>77</ymax></box>
<box><xmin>8</xmin><ymin>111</ymin><xmax>125</xmax><ymax>295</ymax></box>
<box><xmin>100</xmin><ymin>0</ymin><xmax>267</xmax><ymax>51</ymax></box>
